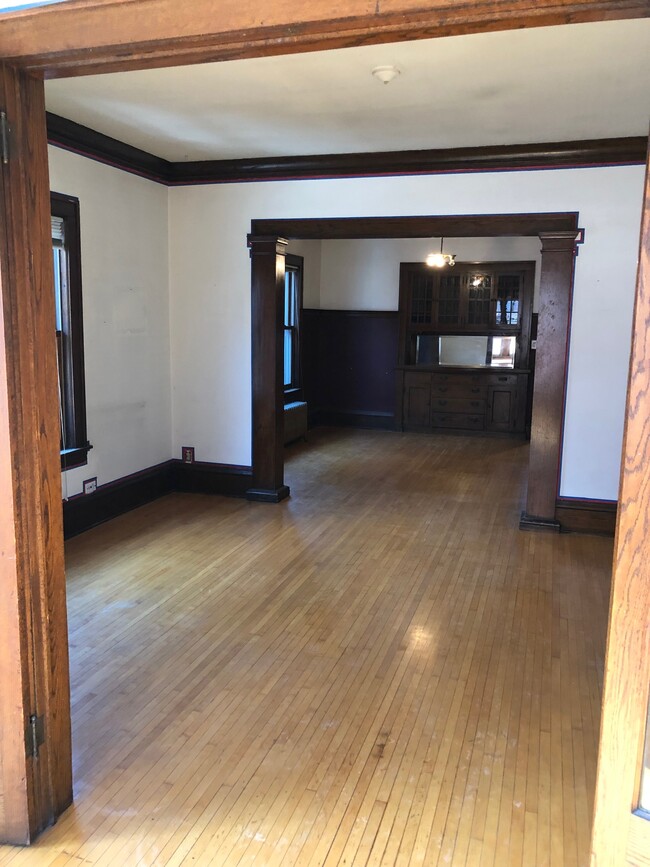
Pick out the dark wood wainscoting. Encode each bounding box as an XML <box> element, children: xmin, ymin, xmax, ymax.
<box><xmin>555</xmin><ymin>498</ymin><xmax>617</xmax><ymax>535</ymax></box>
<box><xmin>302</xmin><ymin>309</ymin><xmax>399</xmax><ymax>430</ymax></box>
<box><xmin>63</xmin><ymin>460</ymin><xmax>252</xmax><ymax>538</ymax></box>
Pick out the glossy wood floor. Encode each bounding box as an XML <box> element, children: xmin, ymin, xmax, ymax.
<box><xmin>0</xmin><ymin>429</ymin><xmax>613</xmax><ymax>866</ymax></box>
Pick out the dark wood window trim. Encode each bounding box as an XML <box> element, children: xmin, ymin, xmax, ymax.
<box><xmin>51</xmin><ymin>191</ymin><xmax>91</xmax><ymax>471</ymax></box>
<box><xmin>284</xmin><ymin>253</ymin><xmax>303</xmax><ymax>401</ymax></box>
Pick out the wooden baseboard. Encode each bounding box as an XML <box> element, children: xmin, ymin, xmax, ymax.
<box><xmin>310</xmin><ymin>409</ymin><xmax>396</xmax><ymax>431</ymax></box>
<box><xmin>63</xmin><ymin>459</ymin><xmax>253</xmax><ymax>538</ymax></box>
<box><xmin>63</xmin><ymin>461</ymin><xmax>174</xmax><ymax>538</ymax></box>
<box><xmin>171</xmin><ymin>459</ymin><xmax>252</xmax><ymax>497</ymax></box>
<box><xmin>555</xmin><ymin>499</ymin><xmax>617</xmax><ymax>536</ymax></box>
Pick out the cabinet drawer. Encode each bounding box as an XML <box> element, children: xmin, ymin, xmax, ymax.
<box><xmin>430</xmin><ymin>372</ymin><xmax>483</xmax><ymax>388</ymax></box>
<box><xmin>431</xmin><ymin>412</ymin><xmax>485</xmax><ymax>431</ymax></box>
<box><xmin>486</xmin><ymin>373</ymin><xmax>519</xmax><ymax>386</ymax></box>
<box><xmin>431</xmin><ymin>380</ymin><xmax>487</xmax><ymax>399</ymax></box>
<box><xmin>431</xmin><ymin>397</ymin><xmax>486</xmax><ymax>413</ymax></box>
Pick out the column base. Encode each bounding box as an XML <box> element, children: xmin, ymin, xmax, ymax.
<box><xmin>519</xmin><ymin>511</ymin><xmax>561</xmax><ymax>533</ymax></box>
<box><xmin>246</xmin><ymin>485</ymin><xmax>290</xmax><ymax>503</ymax></box>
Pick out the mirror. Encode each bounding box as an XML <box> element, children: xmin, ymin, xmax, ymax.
<box><xmin>439</xmin><ymin>335</ymin><xmax>490</xmax><ymax>367</ymax></box>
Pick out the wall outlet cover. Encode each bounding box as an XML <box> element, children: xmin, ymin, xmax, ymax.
<box><xmin>182</xmin><ymin>446</ymin><xmax>195</xmax><ymax>464</ymax></box>
<box><xmin>83</xmin><ymin>477</ymin><xmax>97</xmax><ymax>495</ymax></box>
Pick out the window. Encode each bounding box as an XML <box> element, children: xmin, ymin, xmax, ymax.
<box><xmin>51</xmin><ymin>192</ymin><xmax>90</xmax><ymax>470</ymax></box>
<box><xmin>284</xmin><ymin>254</ymin><xmax>303</xmax><ymax>396</ymax></box>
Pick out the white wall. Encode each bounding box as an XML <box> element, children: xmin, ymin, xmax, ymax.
<box><xmin>169</xmin><ymin>166</ymin><xmax>644</xmax><ymax>500</ymax></box>
<box><xmin>316</xmin><ymin>236</ymin><xmax>542</xmax><ymax>310</ymax></box>
<box><xmin>48</xmin><ymin>146</ymin><xmax>171</xmax><ymax>498</ymax></box>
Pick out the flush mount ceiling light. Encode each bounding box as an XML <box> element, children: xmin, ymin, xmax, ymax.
<box><xmin>426</xmin><ymin>238</ymin><xmax>456</xmax><ymax>268</ymax></box>
<box><xmin>371</xmin><ymin>65</ymin><xmax>401</xmax><ymax>85</ymax></box>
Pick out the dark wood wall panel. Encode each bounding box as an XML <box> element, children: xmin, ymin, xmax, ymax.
<box><xmin>302</xmin><ymin>309</ymin><xmax>399</xmax><ymax>428</ymax></box>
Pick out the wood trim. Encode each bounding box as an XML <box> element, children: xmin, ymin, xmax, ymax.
<box><xmin>252</xmin><ymin>214</ymin><xmax>582</xmax><ymax>240</ymax></box>
<box><xmin>1</xmin><ymin>0</ymin><xmax>648</xmax><ymax>78</ymax></box>
<box><xmin>311</xmin><ymin>409</ymin><xmax>396</xmax><ymax>430</ymax></box>
<box><xmin>170</xmin><ymin>137</ymin><xmax>647</xmax><ymax>184</ymax></box>
<box><xmin>51</xmin><ymin>191</ymin><xmax>89</xmax><ymax>463</ymax></box>
<box><xmin>590</xmin><ymin>138</ymin><xmax>650</xmax><ymax>867</ymax></box>
<box><xmin>554</xmin><ymin>498</ymin><xmax>617</xmax><ymax>535</ymax></box>
<box><xmin>248</xmin><ymin>234</ymin><xmax>290</xmax><ymax>503</ymax></box>
<box><xmin>0</xmin><ymin>64</ymin><xmax>71</xmax><ymax>843</ymax></box>
<box><xmin>63</xmin><ymin>460</ymin><xmax>254</xmax><ymax>537</ymax></box>
<box><xmin>522</xmin><ymin>231</ymin><xmax>580</xmax><ymax>523</ymax></box>
<box><xmin>45</xmin><ymin>114</ymin><xmax>648</xmax><ymax>186</ymax></box>
<box><xmin>252</xmin><ymin>214</ymin><xmax>581</xmax><ymax>520</ymax></box>
<box><xmin>171</xmin><ymin>459</ymin><xmax>252</xmax><ymax>498</ymax></box>
<box><xmin>63</xmin><ymin>461</ymin><xmax>174</xmax><ymax>538</ymax></box>
<box><xmin>46</xmin><ymin>112</ymin><xmax>170</xmax><ymax>182</ymax></box>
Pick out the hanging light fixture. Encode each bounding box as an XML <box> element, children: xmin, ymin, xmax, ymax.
<box><xmin>425</xmin><ymin>237</ymin><xmax>456</xmax><ymax>268</ymax></box>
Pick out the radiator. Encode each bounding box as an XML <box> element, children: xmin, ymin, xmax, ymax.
<box><xmin>284</xmin><ymin>401</ymin><xmax>308</xmax><ymax>445</ymax></box>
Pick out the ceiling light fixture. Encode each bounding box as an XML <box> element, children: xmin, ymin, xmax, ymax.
<box><xmin>426</xmin><ymin>238</ymin><xmax>456</xmax><ymax>268</ymax></box>
<box><xmin>371</xmin><ymin>65</ymin><xmax>401</xmax><ymax>85</ymax></box>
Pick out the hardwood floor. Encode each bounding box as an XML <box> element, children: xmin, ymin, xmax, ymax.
<box><xmin>0</xmin><ymin>429</ymin><xmax>612</xmax><ymax>866</ymax></box>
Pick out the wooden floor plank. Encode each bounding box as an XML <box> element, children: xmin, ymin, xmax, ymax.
<box><xmin>0</xmin><ymin>429</ymin><xmax>612</xmax><ymax>866</ymax></box>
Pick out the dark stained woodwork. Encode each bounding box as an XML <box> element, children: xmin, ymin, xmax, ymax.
<box><xmin>0</xmin><ymin>64</ymin><xmax>71</xmax><ymax>843</ymax></box>
<box><xmin>591</xmin><ymin>141</ymin><xmax>650</xmax><ymax>867</ymax></box>
<box><xmin>301</xmin><ymin>309</ymin><xmax>399</xmax><ymax>429</ymax></box>
<box><xmin>255</xmin><ymin>215</ymin><xmax>580</xmax><ymax>524</ymax></box>
<box><xmin>0</xmin><ymin>0</ymin><xmax>647</xmax><ymax>77</ymax></box>
<box><xmin>51</xmin><ymin>192</ymin><xmax>91</xmax><ymax>472</ymax></box>
<box><xmin>247</xmin><ymin>235</ymin><xmax>290</xmax><ymax>503</ymax></box>
<box><xmin>554</xmin><ymin>498</ymin><xmax>617</xmax><ymax>535</ymax></box>
<box><xmin>47</xmin><ymin>114</ymin><xmax>648</xmax><ymax>185</ymax></box>
<box><xmin>252</xmin><ymin>214</ymin><xmax>581</xmax><ymax>240</ymax></box>
<box><xmin>47</xmin><ymin>112</ymin><xmax>647</xmax><ymax>186</ymax></box>
<box><xmin>47</xmin><ymin>112</ymin><xmax>169</xmax><ymax>183</ymax></box>
<box><xmin>62</xmin><ymin>460</ymin><xmax>253</xmax><ymax>538</ymax></box>
<box><xmin>63</xmin><ymin>462</ymin><xmax>174</xmax><ymax>539</ymax></box>
<box><xmin>522</xmin><ymin>231</ymin><xmax>580</xmax><ymax>526</ymax></box>
<box><xmin>169</xmin><ymin>138</ymin><xmax>647</xmax><ymax>185</ymax></box>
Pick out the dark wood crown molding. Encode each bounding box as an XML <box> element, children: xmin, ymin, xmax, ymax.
<box><xmin>46</xmin><ymin>112</ymin><xmax>171</xmax><ymax>182</ymax></box>
<box><xmin>45</xmin><ymin>113</ymin><xmax>648</xmax><ymax>186</ymax></box>
<box><xmin>169</xmin><ymin>138</ymin><xmax>648</xmax><ymax>184</ymax></box>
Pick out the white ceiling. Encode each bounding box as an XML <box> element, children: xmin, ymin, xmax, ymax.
<box><xmin>45</xmin><ymin>19</ymin><xmax>650</xmax><ymax>163</ymax></box>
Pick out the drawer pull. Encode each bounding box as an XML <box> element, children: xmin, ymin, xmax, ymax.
<box><xmin>438</xmin><ymin>387</ymin><xmax>448</xmax><ymax>393</ymax></box>
<box><xmin>470</xmin><ymin>401</ymin><xmax>479</xmax><ymax>407</ymax></box>
<box><xmin>498</xmin><ymin>376</ymin><xmax>507</xmax><ymax>382</ymax></box>
<box><xmin>438</xmin><ymin>400</ymin><xmax>448</xmax><ymax>406</ymax></box>
<box><xmin>471</xmin><ymin>387</ymin><xmax>480</xmax><ymax>394</ymax></box>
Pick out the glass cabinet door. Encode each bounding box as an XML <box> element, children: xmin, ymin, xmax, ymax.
<box><xmin>437</xmin><ymin>272</ymin><xmax>462</xmax><ymax>328</ymax></box>
<box><xmin>466</xmin><ymin>273</ymin><xmax>492</xmax><ymax>329</ymax></box>
<box><xmin>409</xmin><ymin>271</ymin><xmax>435</xmax><ymax>325</ymax></box>
<box><xmin>494</xmin><ymin>273</ymin><xmax>522</xmax><ymax>330</ymax></box>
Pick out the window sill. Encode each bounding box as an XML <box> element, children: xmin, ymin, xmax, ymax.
<box><xmin>284</xmin><ymin>388</ymin><xmax>302</xmax><ymax>404</ymax></box>
<box><xmin>61</xmin><ymin>443</ymin><xmax>92</xmax><ymax>472</ymax></box>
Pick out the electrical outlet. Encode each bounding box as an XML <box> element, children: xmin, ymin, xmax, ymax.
<box><xmin>531</xmin><ymin>339</ymin><xmax>538</xmax><ymax>350</ymax></box>
<box><xmin>182</xmin><ymin>446</ymin><xmax>195</xmax><ymax>464</ymax></box>
<box><xmin>83</xmin><ymin>477</ymin><xmax>97</xmax><ymax>496</ymax></box>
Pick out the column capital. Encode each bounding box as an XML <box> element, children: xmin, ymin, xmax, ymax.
<box><xmin>247</xmin><ymin>235</ymin><xmax>289</xmax><ymax>256</ymax></box>
<box><xmin>538</xmin><ymin>230</ymin><xmax>582</xmax><ymax>253</ymax></box>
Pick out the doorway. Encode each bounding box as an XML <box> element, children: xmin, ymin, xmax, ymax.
<box><xmin>248</xmin><ymin>213</ymin><xmax>582</xmax><ymax>532</ymax></box>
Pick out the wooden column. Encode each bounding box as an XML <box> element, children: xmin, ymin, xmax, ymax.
<box><xmin>247</xmin><ymin>235</ymin><xmax>290</xmax><ymax>503</ymax></box>
<box><xmin>520</xmin><ymin>230</ymin><xmax>579</xmax><ymax>531</ymax></box>
<box><xmin>0</xmin><ymin>64</ymin><xmax>72</xmax><ymax>844</ymax></box>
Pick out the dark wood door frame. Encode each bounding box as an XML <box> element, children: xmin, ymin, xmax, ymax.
<box><xmin>248</xmin><ymin>214</ymin><xmax>582</xmax><ymax>524</ymax></box>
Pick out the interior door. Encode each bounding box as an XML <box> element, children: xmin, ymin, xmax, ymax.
<box><xmin>591</xmin><ymin>139</ymin><xmax>650</xmax><ymax>867</ymax></box>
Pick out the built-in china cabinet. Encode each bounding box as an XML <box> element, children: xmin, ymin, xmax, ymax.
<box><xmin>395</xmin><ymin>260</ymin><xmax>534</xmax><ymax>435</ymax></box>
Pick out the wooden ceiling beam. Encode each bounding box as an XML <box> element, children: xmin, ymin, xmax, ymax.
<box><xmin>0</xmin><ymin>0</ymin><xmax>648</xmax><ymax>78</ymax></box>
